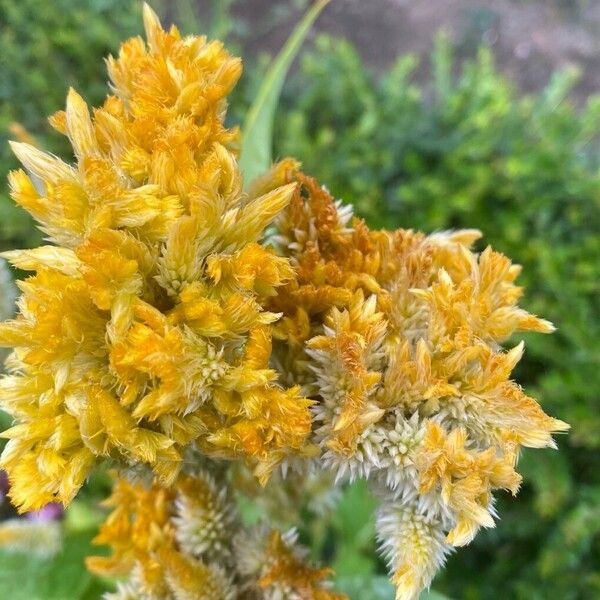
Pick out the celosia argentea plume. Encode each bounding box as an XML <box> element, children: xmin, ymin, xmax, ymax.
<box><xmin>266</xmin><ymin>168</ymin><xmax>569</xmax><ymax>599</ymax></box>
<box><xmin>0</xmin><ymin>5</ymin><xmax>312</xmax><ymax>513</ymax></box>
<box><xmin>0</xmin><ymin>4</ymin><xmax>569</xmax><ymax>599</ymax></box>
<box><xmin>87</xmin><ymin>468</ymin><xmax>344</xmax><ymax>600</ymax></box>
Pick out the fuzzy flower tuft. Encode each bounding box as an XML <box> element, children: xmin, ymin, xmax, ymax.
<box><xmin>0</xmin><ymin>5</ymin><xmax>312</xmax><ymax>513</ymax></box>
<box><xmin>88</xmin><ymin>469</ymin><xmax>345</xmax><ymax>600</ymax></box>
<box><xmin>266</xmin><ymin>167</ymin><xmax>569</xmax><ymax>600</ymax></box>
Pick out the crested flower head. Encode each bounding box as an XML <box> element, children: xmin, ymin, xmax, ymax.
<box><xmin>0</xmin><ymin>4</ymin><xmax>312</xmax><ymax>513</ymax></box>
<box><xmin>87</xmin><ymin>471</ymin><xmax>237</xmax><ymax>600</ymax></box>
<box><xmin>266</xmin><ymin>167</ymin><xmax>569</xmax><ymax>600</ymax></box>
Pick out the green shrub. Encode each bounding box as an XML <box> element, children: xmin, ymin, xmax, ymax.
<box><xmin>274</xmin><ymin>34</ymin><xmax>600</xmax><ymax>599</ymax></box>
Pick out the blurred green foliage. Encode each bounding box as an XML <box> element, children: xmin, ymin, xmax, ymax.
<box><xmin>274</xmin><ymin>34</ymin><xmax>600</xmax><ymax>599</ymax></box>
<box><xmin>0</xmin><ymin>1</ymin><xmax>599</xmax><ymax>598</ymax></box>
<box><xmin>0</xmin><ymin>529</ymin><xmax>108</xmax><ymax>600</ymax></box>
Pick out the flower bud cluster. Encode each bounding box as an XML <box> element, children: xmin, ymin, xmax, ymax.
<box><xmin>0</xmin><ymin>5</ymin><xmax>311</xmax><ymax>513</ymax></box>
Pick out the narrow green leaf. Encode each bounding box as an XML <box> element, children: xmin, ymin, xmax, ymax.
<box><xmin>239</xmin><ymin>0</ymin><xmax>329</xmax><ymax>186</ymax></box>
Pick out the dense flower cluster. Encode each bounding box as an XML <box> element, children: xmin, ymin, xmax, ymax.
<box><xmin>267</xmin><ymin>169</ymin><xmax>569</xmax><ymax>599</ymax></box>
<box><xmin>0</xmin><ymin>5</ymin><xmax>311</xmax><ymax>513</ymax></box>
<box><xmin>87</xmin><ymin>468</ymin><xmax>344</xmax><ymax>600</ymax></box>
<box><xmin>0</xmin><ymin>5</ymin><xmax>569</xmax><ymax>599</ymax></box>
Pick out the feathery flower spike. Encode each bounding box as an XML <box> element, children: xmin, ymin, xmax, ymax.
<box><xmin>88</xmin><ymin>469</ymin><xmax>345</xmax><ymax>599</ymax></box>
<box><xmin>0</xmin><ymin>4</ymin><xmax>312</xmax><ymax>513</ymax></box>
<box><xmin>265</xmin><ymin>166</ymin><xmax>569</xmax><ymax>600</ymax></box>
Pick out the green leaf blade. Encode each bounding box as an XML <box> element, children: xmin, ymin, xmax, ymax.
<box><xmin>240</xmin><ymin>0</ymin><xmax>330</xmax><ymax>186</ymax></box>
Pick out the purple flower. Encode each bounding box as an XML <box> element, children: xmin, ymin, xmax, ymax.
<box><xmin>26</xmin><ymin>503</ymin><xmax>64</xmax><ymax>522</ymax></box>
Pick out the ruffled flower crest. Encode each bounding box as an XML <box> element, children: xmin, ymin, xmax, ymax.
<box><xmin>0</xmin><ymin>4</ymin><xmax>312</xmax><ymax>513</ymax></box>
<box><xmin>266</xmin><ymin>165</ymin><xmax>568</xmax><ymax>600</ymax></box>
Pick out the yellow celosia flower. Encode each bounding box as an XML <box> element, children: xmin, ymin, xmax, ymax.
<box><xmin>88</xmin><ymin>470</ymin><xmax>344</xmax><ymax>600</ymax></box>
<box><xmin>0</xmin><ymin>5</ymin><xmax>571</xmax><ymax>598</ymax></box>
<box><xmin>86</xmin><ymin>477</ymin><xmax>176</xmax><ymax>583</ymax></box>
<box><xmin>256</xmin><ymin>530</ymin><xmax>346</xmax><ymax>600</ymax></box>
<box><xmin>0</xmin><ymin>4</ymin><xmax>312</xmax><ymax>513</ymax></box>
<box><xmin>88</xmin><ymin>472</ymin><xmax>239</xmax><ymax>600</ymax></box>
<box><xmin>265</xmin><ymin>167</ymin><xmax>569</xmax><ymax>600</ymax></box>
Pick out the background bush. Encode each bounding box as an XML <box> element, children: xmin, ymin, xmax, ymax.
<box><xmin>0</xmin><ymin>2</ymin><xmax>598</xmax><ymax>598</ymax></box>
